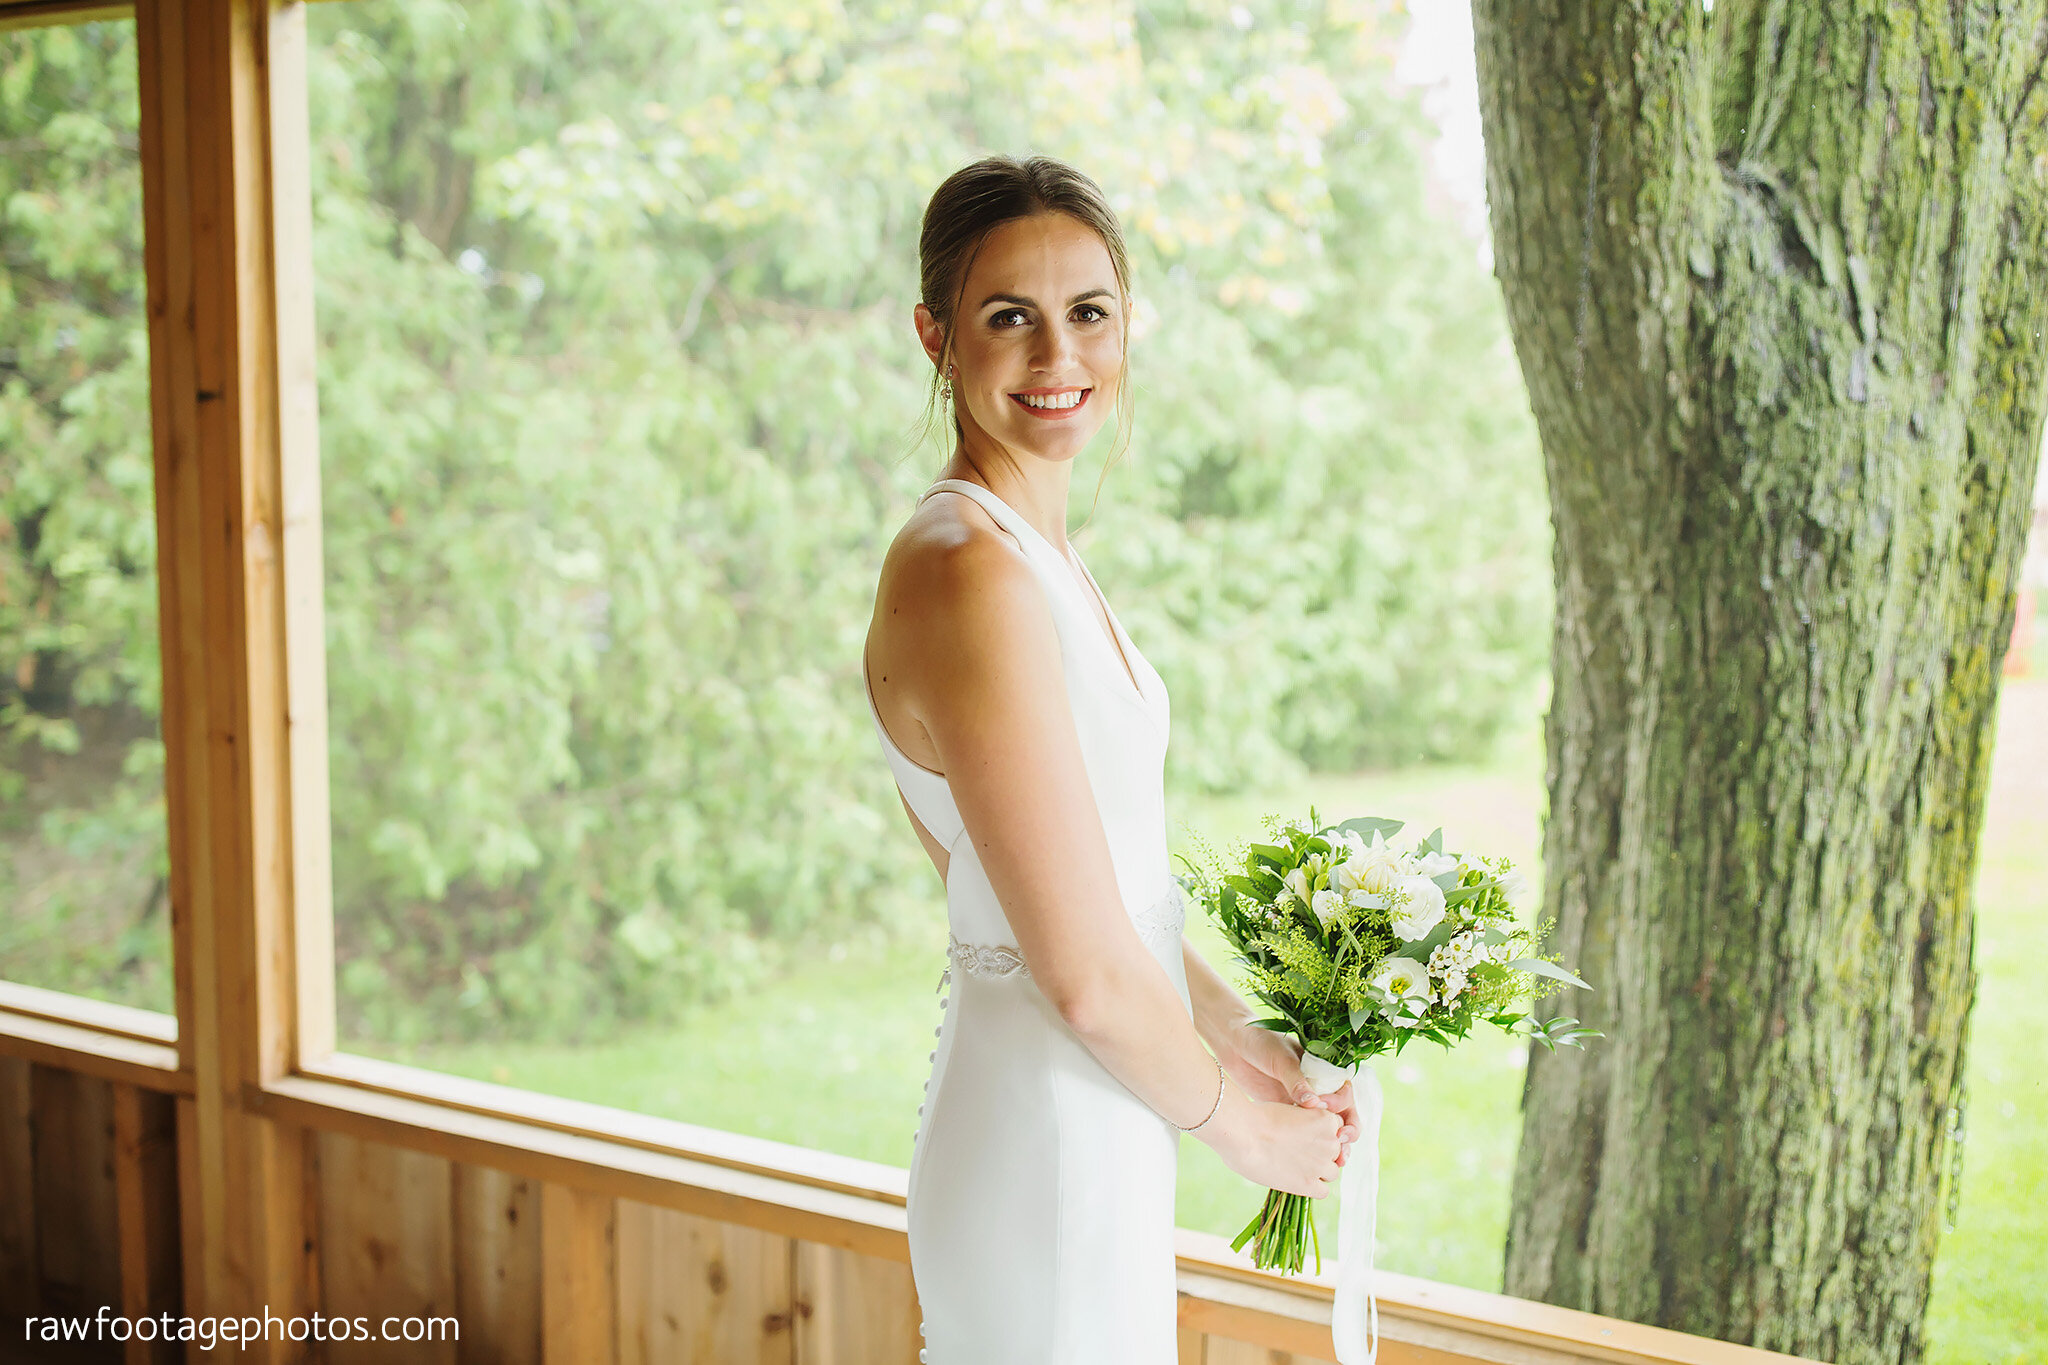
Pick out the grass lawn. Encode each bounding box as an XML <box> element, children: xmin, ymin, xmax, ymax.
<box><xmin>360</xmin><ymin>687</ymin><xmax>2047</xmax><ymax>1360</ymax></box>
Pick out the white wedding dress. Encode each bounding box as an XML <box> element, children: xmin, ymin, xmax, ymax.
<box><xmin>863</xmin><ymin>478</ymin><xmax>1193</xmax><ymax>1363</ymax></box>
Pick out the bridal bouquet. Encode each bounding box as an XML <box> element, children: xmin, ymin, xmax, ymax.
<box><xmin>1177</xmin><ymin>811</ymin><xmax>1600</xmax><ymax>1279</ymax></box>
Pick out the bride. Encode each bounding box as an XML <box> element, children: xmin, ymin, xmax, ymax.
<box><xmin>861</xmin><ymin>154</ymin><xmax>1362</xmax><ymax>1362</ymax></box>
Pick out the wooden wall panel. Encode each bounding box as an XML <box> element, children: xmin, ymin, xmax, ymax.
<box><xmin>316</xmin><ymin>1130</ymin><xmax>457</xmax><ymax>1364</ymax></box>
<box><xmin>614</xmin><ymin>1200</ymin><xmax>791</xmax><ymax>1365</ymax></box>
<box><xmin>541</xmin><ymin>1184</ymin><xmax>618</xmax><ymax>1365</ymax></box>
<box><xmin>1201</xmin><ymin>1338</ymin><xmax>1339</xmax><ymax>1365</ymax></box>
<box><xmin>27</xmin><ymin>1067</ymin><xmax>122</xmax><ymax>1319</ymax></box>
<box><xmin>790</xmin><ymin>1241</ymin><xmax>919</xmax><ymax>1365</ymax></box>
<box><xmin>111</xmin><ymin>1085</ymin><xmax>183</xmax><ymax>1365</ymax></box>
<box><xmin>0</xmin><ymin>1055</ymin><xmax>37</xmax><ymax>1322</ymax></box>
<box><xmin>452</xmin><ymin>1163</ymin><xmax>540</xmax><ymax>1365</ymax></box>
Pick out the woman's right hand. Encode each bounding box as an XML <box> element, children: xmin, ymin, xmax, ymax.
<box><xmin>1205</xmin><ymin>1088</ymin><xmax>1345</xmax><ymax>1198</ymax></box>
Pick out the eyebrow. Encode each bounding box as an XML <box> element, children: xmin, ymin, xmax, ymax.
<box><xmin>977</xmin><ymin>288</ymin><xmax>1116</xmax><ymax>310</ymax></box>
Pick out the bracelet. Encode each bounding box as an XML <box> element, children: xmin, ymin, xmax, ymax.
<box><xmin>1176</xmin><ymin>1054</ymin><xmax>1226</xmax><ymax>1132</ymax></box>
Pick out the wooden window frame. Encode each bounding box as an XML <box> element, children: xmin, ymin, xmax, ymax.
<box><xmin>0</xmin><ymin>4</ymin><xmax>1823</xmax><ymax>1360</ymax></box>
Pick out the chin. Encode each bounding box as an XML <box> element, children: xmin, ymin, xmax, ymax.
<box><xmin>1010</xmin><ymin>427</ymin><xmax>1103</xmax><ymax>464</ymax></box>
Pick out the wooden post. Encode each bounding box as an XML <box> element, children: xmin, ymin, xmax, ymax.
<box><xmin>134</xmin><ymin>0</ymin><xmax>321</xmax><ymax>1353</ymax></box>
<box><xmin>541</xmin><ymin>1184</ymin><xmax>620</xmax><ymax>1365</ymax></box>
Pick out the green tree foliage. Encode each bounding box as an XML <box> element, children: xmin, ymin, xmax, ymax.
<box><xmin>1</xmin><ymin>1</ymin><xmax>1546</xmax><ymax>1043</ymax></box>
<box><xmin>0</xmin><ymin>22</ymin><xmax>168</xmax><ymax>1006</ymax></box>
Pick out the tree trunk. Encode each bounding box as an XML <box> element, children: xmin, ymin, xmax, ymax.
<box><xmin>1469</xmin><ymin>2</ymin><xmax>2048</xmax><ymax>1360</ymax></box>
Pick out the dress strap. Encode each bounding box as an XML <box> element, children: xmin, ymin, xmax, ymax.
<box><xmin>921</xmin><ymin>479</ymin><xmax>1044</xmax><ymax>558</ymax></box>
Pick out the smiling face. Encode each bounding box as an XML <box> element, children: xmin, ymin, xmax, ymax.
<box><xmin>916</xmin><ymin>211</ymin><xmax>1126</xmax><ymax>467</ymax></box>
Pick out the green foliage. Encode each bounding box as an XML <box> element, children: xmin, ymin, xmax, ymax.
<box><xmin>0</xmin><ymin>22</ymin><xmax>170</xmax><ymax>1008</ymax></box>
<box><xmin>1</xmin><ymin>0</ymin><xmax>1547</xmax><ymax>1042</ymax></box>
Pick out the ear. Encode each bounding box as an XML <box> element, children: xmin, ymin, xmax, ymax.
<box><xmin>913</xmin><ymin>302</ymin><xmax>946</xmax><ymax>370</ymax></box>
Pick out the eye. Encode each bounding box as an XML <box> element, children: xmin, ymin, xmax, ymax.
<box><xmin>990</xmin><ymin>308</ymin><xmax>1029</xmax><ymax>328</ymax></box>
<box><xmin>1073</xmin><ymin>304</ymin><xmax>1110</xmax><ymax>324</ymax></box>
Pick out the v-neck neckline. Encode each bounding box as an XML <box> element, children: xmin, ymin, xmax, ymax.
<box><xmin>923</xmin><ymin>479</ymin><xmax>1148</xmax><ymax>707</ymax></box>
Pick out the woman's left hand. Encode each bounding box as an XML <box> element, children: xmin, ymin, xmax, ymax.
<box><xmin>1219</xmin><ymin>1018</ymin><xmax>1361</xmax><ymax>1162</ymax></box>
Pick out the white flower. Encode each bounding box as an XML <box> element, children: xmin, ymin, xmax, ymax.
<box><xmin>1496</xmin><ymin>868</ymin><xmax>1533</xmax><ymax>912</ymax></box>
<box><xmin>1437</xmin><ymin>969</ymin><xmax>1469</xmax><ymax>1003</ymax></box>
<box><xmin>1428</xmin><ymin>932</ymin><xmax>1481</xmax><ymax>977</ymax></box>
<box><xmin>1311</xmin><ymin>889</ymin><xmax>1346</xmax><ymax>927</ymax></box>
<box><xmin>1283</xmin><ymin>867</ymin><xmax>1313</xmax><ymax>904</ymax></box>
<box><xmin>1333</xmin><ymin>831</ymin><xmax>1405</xmax><ymax>908</ymax></box>
<box><xmin>1368</xmin><ymin>956</ymin><xmax>1432</xmax><ymax>1018</ymax></box>
<box><xmin>1414</xmin><ymin>850</ymin><xmax>1459</xmax><ymax>879</ymax></box>
<box><xmin>1390</xmin><ymin>874</ymin><xmax>1447</xmax><ymax>941</ymax></box>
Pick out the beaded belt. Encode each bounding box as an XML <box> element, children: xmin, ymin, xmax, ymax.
<box><xmin>942</xmin><ymin>884</ymin><xmax>1186</xmax><ymax>983</ymax></box>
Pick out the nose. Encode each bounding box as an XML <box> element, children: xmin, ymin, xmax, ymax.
<box><xmin>1030</xmin><ymin>316</ymin><xmax>1079</xmax><ymax>374</ymax></box>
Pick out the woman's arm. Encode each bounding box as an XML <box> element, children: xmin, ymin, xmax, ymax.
<box><xmin>1185</xmin><ymin>937</ymin><xmax>1258</xmax><ymax>1047</ymax></box>
<box><xmin>1184</xmin><ymin>938</ymin><xmax>1361</xmax><ymax>1160</ymax></box>
<box><xmin>872</xmin><ymin>521</ymin><xmax>1343</xmax><ymax>1197</ymax></box>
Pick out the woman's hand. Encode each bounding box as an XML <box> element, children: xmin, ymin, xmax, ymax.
<box><xmin>1219</xmin><ymin>1018</ymin><xmax>1361</xmax><ymax>1162</ymax></box>
<box><xmin>1214</xmin><ymin>1094</ymin><xmax>1346</xmax><ymax>1198</ymax></box>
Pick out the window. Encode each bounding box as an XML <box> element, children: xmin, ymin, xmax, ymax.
<box><xmin>301</xmin><ymin>0</ymin><xmax>1547</xmax><ymax>1288</ymax></box>
<box><xmin>0</xmin><ymin>14</ymin><xmax>171</xmax><ymax>1017</ymax></box>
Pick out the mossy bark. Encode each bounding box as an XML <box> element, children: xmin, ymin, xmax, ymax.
<box><xmin>1469</xmin><ymin>3</ymin><xmax>2048</xmax><ymax>1359</ymax></box>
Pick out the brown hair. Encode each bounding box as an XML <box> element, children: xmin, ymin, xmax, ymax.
<box><xmin>914</xmin><ymin>155</ymin><xmax>1135</xmax><ymax>501</ymax></box>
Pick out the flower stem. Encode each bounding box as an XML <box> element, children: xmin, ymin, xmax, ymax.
<box><xmin>1232</xmin><ymin>1189</ymin><xmax>1315</xmax><ymax>1273</ymax></box>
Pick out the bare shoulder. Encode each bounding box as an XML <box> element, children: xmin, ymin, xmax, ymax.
<box><xmin>870</xmin><ymin>490</ymin><xmax>1055</xmax><ymax>703</ymax></box>
<box><xmin>877</xmin><ymin>492</ymin><xmax>1042</xmax><ymax>641</ymax></box>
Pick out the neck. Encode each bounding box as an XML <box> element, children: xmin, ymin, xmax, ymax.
<box><xmin>939</xmin><ymin>437</ymin><xmax>1074</xmax><ymax>550</ymax></box>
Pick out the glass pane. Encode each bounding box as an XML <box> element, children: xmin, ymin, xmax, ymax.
<box><xmin>0</xmin><ymin>18</ymin><xmax>171</xmax><ymax>1017</ymax></box>
<box><xmin>306</xmin><ymin>0</ymin><xmax>1531</xmax><ymax>1292</ymax></box>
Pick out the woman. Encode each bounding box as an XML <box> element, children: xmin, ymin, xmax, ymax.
<box><xmin>862</xmin><ymin>155</ymin><xmax>1361</xmax><ymax>1363</ymax></box>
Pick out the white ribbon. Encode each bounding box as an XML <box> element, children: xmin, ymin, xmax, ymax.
<box><xmin>1297</xmin><ymin>1053</ymin><xmax>1382</xmax><ymax>1364</ymax></box>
